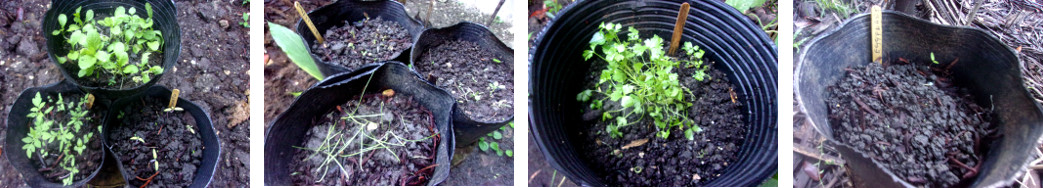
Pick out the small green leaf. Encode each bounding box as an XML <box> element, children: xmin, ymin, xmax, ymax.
<box><xmin>147</xmin><ymin>41</ymin><xmax>160</xmax><ymax>51</ymax></box>
<box><xmin>685</xmin><ymin>128</ymin><xmax>695</xmax><ymax>140</ymax></box>
<box><xmin>493</xmin><ymin>131</ymin><xmax>502</xmax><ymax>139</ymax></box>
<box><xmin>478</xmin><ymin>141</ymin><xmax>489</xmax><ymax>151</ymax></box>
<box><xmin>123</xmin><ymin>65</ymin><xmax>139</xmax><ymax>74</ymax></box>
<box><xmin>505</xmin><ymin>150</ymin><xmax>513</xmax><ymax>157</ymax></box>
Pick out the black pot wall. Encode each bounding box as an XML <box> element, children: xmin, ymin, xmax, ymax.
<box><xmin>101</xmin><ymin>86</ymin><xmax>220</xmax><ymax>188</ymax></box>
<box><xmin>529</xmin><ymin>0</ymin><xmax>778</xmax><ymax>186</ymax></box>
<box><xmin>295</xmin><ymin>0</ymin><xmax>425</xmax><ymax>77</ymax></box>
<box><xmin>43</xmin><ymin>0</ymin><xmax>181</xmax><ymax>100</ymax></box>
<box><xmin>264</xmin><ymin>62</ymin><xmax>455</xmax><ymax>186</ymax></box>
<box><xmin>796</xmin><ymin>11</ymin><xmax>1043</xmax><ymax>188</ymax></box>
<box><xmin>409</xmin><ymin>21</ymin><xmax>515</xmax><ymax>147</ymax></box>
<box><xmin>3</xmin><ymin>81</ymin><xmax>106</xmax><ymax>188</ymax></box>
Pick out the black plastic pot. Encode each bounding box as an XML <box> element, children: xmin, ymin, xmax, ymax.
<box><xmin>101</xmin><ymin>86</ymin><xmax>220</xmax><ymax>187</ymax></box>
<box><xmin>795</xmin><ymin>11</ymin><xmax>1043</xmax><ymax>188</ymax></box>
<box><xmin>409</xmin><ymin>22</ymin><xmax>515</xmax><ymax>147</ymax></box>
<box><xmin>529</xmin><ymin>0</ymin><xmax>778</xmax><ymax>186</ymax></box>
<box><xmin>3</xmin><ymin>81</ymin><xmax>107</xmax><ymax>188</ymax></box>
<box><xmin>264</xmin><ymin>62</ymin><xmax>455</xmax><ymax>186</ymax></box>
<box><xmin>43</xmin><ymin>0</ymin><xmax>181</xmax><ymax>100</ymax></box>
<box><xmin>295</xmin><ymin>0</ymin><xmax>425</xmax><ymax>77</ymax></box>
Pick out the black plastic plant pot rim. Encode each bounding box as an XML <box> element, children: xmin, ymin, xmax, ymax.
<box><xmin>408</xmin><ymin>21</ymin><xmax>515</xmax><ymax>147</ymax></box>
<box><xmin>43</xmin><ymin>0</ymin><xmax>181</xmax><ymax>100</ymax></box>
<box><xmin>295</xmin><ymin>0</ymin><xmax>425</xmax><ymax>78</ymax></box>
<box><xmin>795</xmin><ymin>11</ymin><xmax>1043</xmax><ymax>188</ymax></box>
<box><xmin>264</xmin><ymin>62</ymin><xmax>455</xmax><ymax>186</ymax></box>
<box><xmin>100</xmin><ymin>85</ymin><xmax>219</xmax><ymax>188</ymax></box>
<box><xmin>3</xmin><ymin>81</ymin><xmax>107</xmax><ymax>188</ymax></box>
<box><xmin>529</xmin><ymin>0</ymin><xmax>778</xmax><ymax>186</ymax></box>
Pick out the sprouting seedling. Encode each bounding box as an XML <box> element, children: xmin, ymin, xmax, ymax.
<box><xmin>492</xmin><ymin>58</ymin><xmax>502</xmax><ymax>63</ymax></box>
<box><xmin>163</xmin><ymin>89</ymin><xmax>183</xmax><ymax>112</ymax></box>
<box><xmin>186</xmin><ymin>124</ymin><xmax>195</xmax><ymax>134</ymax></box>
<box><xmin>930</xmin><ymin>52</ymin><xmax>939</xmax><ymax>64</ymax></box>
<box><xmin>487</xmin><ymin>81</ymin><xmax>505</xmax><ymax>92</ymax></box>
<box><xmin>151</xmin><ymin>149</ymin><xmax>159</xmax><ymax>171</ymax></box>
<box><xmin>130</xmin><ymin>136</ymin><xmax>145</xmax><ymax>143</ymax></box>
<box><xmin>23</xmin><ymin>92</ymin><xmax>95</xmax><ymax>185</ymax></box>
<box><xmin>239</xmin><ymin>13</ymin><xmax>249</xmax><ymax>28</ymax></box>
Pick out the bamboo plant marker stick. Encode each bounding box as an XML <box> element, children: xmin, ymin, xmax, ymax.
<box><xmin>871</xmin><ymin>5</ymin><xmax>883</xmax><ymax>64</ymax></box>
<box><xmin>295</xmin><ymin>1</ymin><xmax>324</xmax><ymax>45</ymax></box>
<box><xmin>169</xmin><ymin>89</ymin><xmax>180</xmax><ymax>109</ymax></box>
<box><xmin>668</xmin><ymin>2</ymin><xmax>690</xmax><ymax>56</ymax></box>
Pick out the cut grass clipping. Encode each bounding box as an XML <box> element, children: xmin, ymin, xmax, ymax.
<box><xmin>269</xmin><ymin>22</ymin><xmax>322</xmax><ymax>80</ymax></box>
<box><xmin>578</xmin><ymin>22</ymin><xmax>709</xmax><ymax>140</ymax></box>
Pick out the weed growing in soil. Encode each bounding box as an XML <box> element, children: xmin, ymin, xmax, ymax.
<box><xmin>22</xmin><ymin>92</ymin><xmax>96</xmax><ymax>185</ymax></box>
<box><xmin>578</xmin><ymin>22</ymin><xmax>709</xmax><ymax>140</ymax></box>
<box><xmin>53</xmin><ymin>4</ymin><xmax>165</xmax><ymax>85</ymax></box>
<box><xmin>477</xmin><ymin>124</ymin><xmax>513</xmax><ymax>157</ymax></box>
<box><xmin>240</xmin><ymin>13</ymin><xmax>250</xmax><ymax>28</ymax></box>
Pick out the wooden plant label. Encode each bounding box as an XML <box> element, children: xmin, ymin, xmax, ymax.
<box><xmin>296</xmin><ymin>1</ymin><xmax>324</xmax><ymax>45</ymax></box>
<box><xmin>871</xmin><ymin>5</ymin><xmax>883</xmax><ymax>64</ymax></box>
<box><xmin>668</xmin><ymin>2</ymin><xmax>691</xmax><ymax>56</ymax></box>
<box><xmin>169</xmin><ymin>89</ymin><xmax>180</xmax><ymax>109</ymax></box>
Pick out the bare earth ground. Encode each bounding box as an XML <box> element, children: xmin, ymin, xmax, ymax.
<box><xmin>263</xmin><ymin>0</ymin><xmax>514</xmax><ymax>185</ymax></box>
<box><xmin>793</xmin><ymin>0</ymin><xmax>1043</xmax><ymax>187</ymax></box>
<box><xmin>0</xmin><ymin>0</ymin><xmax>250</xmax><ymax>187</ymax></box>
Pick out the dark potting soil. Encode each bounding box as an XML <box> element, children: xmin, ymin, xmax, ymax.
<box><xmin>30</xmin><ymin>93</ymin><xmax>104</xmax><ymax>184</ymax></box>
<box><xmin>825</xmin><ymin>62</ymin><xmax>991</xmax><ymax>187</ymax></box>
<box><xmin>55</xmin><ymin>12</ymin><xmax>165</xmax><ymax>90</ymax></box>
<box><xmin>108</xmin><ymin>96</ymin><xmax>203</xmax><ymax>187</ymax></box>
<box><xmin>415</xmin><ymin>40</ymin><xmax>513</xmax><ymax>122</ymax></box>
<box><xmin>574</xmin><ymin>61</ymin><xmax>746</xmax><ymax>186</ymax></box>
<box><xmin>311</xmin><ymin>18</ymin><xmax>411</xmax><ymax>70</ymax></box>
<box><xmin>290</xmin><ymin>91</ymin><xmax>439</xmax><ymax>186</ymax></box>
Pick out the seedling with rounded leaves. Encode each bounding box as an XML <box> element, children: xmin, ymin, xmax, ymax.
<box><xmin>579</xmin><ymin>22</ymin><xmax>708</xmax><ymax>140</ymax></box>
<box><xmin>53</xmin><ymin>4</ymin><xmax>165</xmax><ymax>87</ymax></box>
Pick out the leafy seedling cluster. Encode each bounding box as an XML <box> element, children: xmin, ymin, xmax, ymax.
<box><xmin>578</xmin><ymin>22</ymin><xmax>708</xmax><ymax>140</ymax></box>
<box><xmin>52</xmin><ymin>4</ymin><xmax>165</xmax><ymax>86</ymax></box>
<box><xmin>478</xmin><ymin>122</ymin><xmax>514</xmax><ymax>157</ymax></box>
<box><xmin>22</xmin><ymin>92</ymin><xmax>97</xmax><ymax>185</ymax></box>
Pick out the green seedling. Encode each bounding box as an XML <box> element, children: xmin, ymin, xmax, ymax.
<box><xmin>544</xmin><ymin>0</ymin><xmax>563</xmax><ymax>18</ymax></box>
<box><xmin>492</xmin><ymin>58</ymin><xmax>502</xmax><ymax>63</ymax></box>
<box><xmin>53</xmin><ymin>4</ymin><xmax>165</xmax><ymax>87</ymax></box>
<box><xmin>130</xmin><ymin>136</ymin><xmax>145</xmax><ymax>143</ymax></box>
<box><xmin>186</xmin><ymin>124</ymin><xmax>195</xmax><ymax>134</ymax></box>
<box><xmin>22</xmin><ymin>92</ymin><xmax>96</xmax><ymax>185</ymax></box>
<box><xmin>579</xmin><ymin>22</ymin><xmax>707</xmax><ymax>139</ymax></box>
<box><xmin>240</xmin><ymin>13</ymin><xmax>249</xmax><ymax>28</ymax></box>
<box><xmin>487</xmin><ymin>81</ymin><xmax>505</xmax><ymax>93</ymax></box>
<box><xmin>269</xmin><ymin>22</ymin><xmax>322</xmax><ymax>80</ymax></box>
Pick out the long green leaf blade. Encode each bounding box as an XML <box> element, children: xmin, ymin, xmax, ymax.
<box><xmin>268</xmin><ymin>22</ymin><xmax>322</xmax><ymax>80</ymax></box>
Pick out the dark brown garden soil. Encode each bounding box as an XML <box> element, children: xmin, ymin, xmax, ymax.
<box><xmin>825</xmin><ymin>62</ymin><xmax>992</xmax><ymax>187</ymax></box>
<box><xmin>311</xmin><ymin>18</ymin><xmax>411</xmax><ymax>70</ymax></box>
<box><xmin>290</xmin><ymin>92</ymin><xmax>438</xmax><ymax>186</ymax></box>
<box><xmin>29</xmin><ymin>93</ymin><xmax>104</xmax><ymax>184</ymax></box>
<box><xmin>52</xmin><ymin>11</ymin><xmax>164</xmax><ymax>90</ymax></box>
<box><xmin>108</xmin><ymin>95</ymin><xmax>203</xmax><ymax>187</ymax></box>
<box><xmin>574</xmin><ymin>59</ymin><xmax>746</xmax><ymax>186</ymax></box>
<box><xmin>415</xmin><ymin>40</ymin><xmax>513</xmax><ymax>122</ymax></box>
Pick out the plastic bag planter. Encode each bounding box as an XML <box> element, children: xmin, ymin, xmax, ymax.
<box><xmin>295</xmin><ymin>0</ymin><xmax>425</xmax><ymax>77</ymax></box>
<box><xmin>264</xmin><ymin>62</ymin><xmax>455</xmax><ymax>186</ymax></box>
<box><xmin>43</xmin><ymin>0</ymin><xmax>181</xmax><ymax>100</ymax></box>
<box><xmin>796</xmin><ymin>11</ymin><xmax>1043</xmax><ymax>188</ymax></box>
<box><xmin>409</xmin><ymin>22</ymin><xmax>515</xmax><ymax>147</ymax></box>
<box><xmin>101</xmin><ymin>86</ymin><xmax>219</xmax><ymax>187</ymax></box>
<box><xmin>4</xmin><ymin>81</ymin><xmax>107</xmax><ymax>187</ymax></box>
<box><xmin>529</xmin><ymin>0</ymin><xmax>777</xmax><ymax>186</ymax></box>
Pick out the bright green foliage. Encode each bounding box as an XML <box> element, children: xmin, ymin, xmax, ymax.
<box><xmin>268</xmin><ymin>22</ymin><xmax>323</xmax><ymax>80</ymax></box>
<box><xmin>579</xmin><ymin>22</ymin><xmax>708</xmax><ymax>140</ymax></box>
<box><xmin>544</xmin><ymin>0</ymin><xmax>563</xmax><ymax>18</ymax></box>
<box><xmin>22</xmin><ymin>92</ymin><xmax>96</xmax><ymax>185</ymax></box>
<box><xmin>53</xmin><ymin>4</ymin><xmax>165</xmax><ymax>86</ymax></box>
<box><xmin>240</xmin><ymin>13</ymin><xmax>250</xmax><ymax>28</ymax></box>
